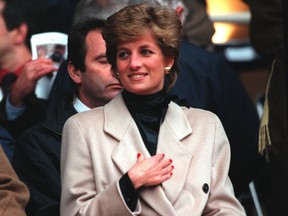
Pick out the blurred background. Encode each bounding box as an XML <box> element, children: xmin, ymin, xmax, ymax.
<box><xmin>207</xmin><ymin>0</ymin><xmax>269</xmax><ymax>115</ymax></box>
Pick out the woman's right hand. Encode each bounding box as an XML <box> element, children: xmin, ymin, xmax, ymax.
<box><xmin>128</xmin><ymin>153</ymin><xmax>174</xmax><ymax>190</ymax></box>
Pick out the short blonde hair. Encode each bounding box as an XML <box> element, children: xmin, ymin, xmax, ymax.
<box><xmin>102</xmin><ymin>3</ymin><xmax>182</xmax><ymax>91</ymax></box>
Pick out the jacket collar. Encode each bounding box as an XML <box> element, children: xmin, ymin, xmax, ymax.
<box><xmin>105</xmin><ymin>93</ymin><xmax>193</xmax><ymax>215</ymax></box>
<box><xmin>43</xmin><ymin>92</ymin><xmax>77</xmax><ymax>135</ymax></box>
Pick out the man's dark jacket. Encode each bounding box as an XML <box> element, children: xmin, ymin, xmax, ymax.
<box><xmin>0</xmin><ymin>76</ymin><xmax>47</xmax><ymax>139</ymax></box>
<box><xmin>12</xmin><ymin>62</ymin><xmax>75</xmax><ymax>216</ymax></box>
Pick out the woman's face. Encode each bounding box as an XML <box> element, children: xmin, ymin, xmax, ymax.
<box><xmin>116</xmin><ymin>31</ymin><xmax>174</xmax><ymax>95</ymax></box>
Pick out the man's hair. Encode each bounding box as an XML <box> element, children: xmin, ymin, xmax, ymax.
<box><xmin>67</xmin><ymin>18</ymin><xmax>106</xmax><ymax>72</ymax></box>
<box><xmin>73</xmin><ymin>0</ymin><xmax>127</xmax><ymax>24</ymax></box>
<box><xmin>128</xmin><ymin>0</ymin><xmax>187</xmax><ymax>23</ymax></box>
<box><xmin>129</xmin><ymin>0</ymin><xmax>183</xmax><ymax>8</ymax></box>
<box><xmin>2</xmin><ymin>0</ymin><xmax>47</xmax><ymax>47</ymax></box>
<box><xmin>73</xmin><ymin>0</ymin><xmax>187</xmax><ymax>26</ymax></box>
<box><xmin>2</xmin><ymin>0</ymin><xmax>28</xmax><ymax>30</ymax></box>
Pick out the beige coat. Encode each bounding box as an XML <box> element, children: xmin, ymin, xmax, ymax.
<box><xmin>0</xmin><ymin>145</ymin><xmax>29</xmax><ymax>216</ymax></box>
<box><xmin>60</xmin><ymin>93</ymin><xmax>246</xmax><ymax>216</ymax></box>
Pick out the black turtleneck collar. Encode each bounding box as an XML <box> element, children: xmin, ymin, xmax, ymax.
<box><xmin>122</xmin><ymin>89</ymin><xmax>170</xmax><ymax>156</ymax></box>
<box><xmin>122</xmin><ymin>89</ymin><xmax>170</xmax><ymax>114</ymax></box>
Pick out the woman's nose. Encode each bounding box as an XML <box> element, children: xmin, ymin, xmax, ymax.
<box><xmin>129</xmin><ymin>53</ymin><xmax>142</xmax><ymax>69</ymax></box>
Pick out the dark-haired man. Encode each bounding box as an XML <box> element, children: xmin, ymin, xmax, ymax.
<box><xmin>0</xmin><ymin>0</ymin><xmax>56</xmax><ymax>142</ymax></box>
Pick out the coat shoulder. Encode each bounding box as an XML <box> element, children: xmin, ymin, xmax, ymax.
<box><xmin>179</xmin><ymin>105</ymin><xmax>222</xmax><ymax>129</ymax></box>
<box><xmin>182</xmin><ymin>106</ymin><xmax>218</xmax><ymax>120</ymax></box>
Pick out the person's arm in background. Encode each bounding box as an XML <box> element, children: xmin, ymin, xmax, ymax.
<box><xmin>0</xmin><ymin>58</ymin><xmax>57</xmax><ymax>138</ymax></box>
<box><xmin>0</xmin><ymin>145</ymin><xmax>29</xmax><ymax>216</ymax></box>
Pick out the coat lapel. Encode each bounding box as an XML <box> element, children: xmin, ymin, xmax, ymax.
<box><xmin>105</xmin><ymin>94</ymin><xmax>150</xmax><ymax>173</ymax></box>
<box><xmin>104</xmin><ymin>95</ymin><xmax>192</xmax><ymax>215</ymax></box>
<box><xmin>157</xmin><ymin>102</ymin><xmax>193</xmax><ymax>204</ymax></box>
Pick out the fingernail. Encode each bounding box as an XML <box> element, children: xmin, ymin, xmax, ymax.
<box><xmin>172</xmin><ymin>165</ymin><xmax>174</xmax><ymax>169</ymax></box>
<box><xmin>137</xmin><ymin>153</ymin><xmax>141</xmax><ymax>158</ymax></box>
<box><xmin>162</xmin><ymin>153</ymin><xmax>165</xmax><ymax>157</ymax></box>
<box><xmin>169</xmin><ymin>159</ymin><xmax>173</xmax><ymax>163</ymax></box>
<box><xmin>170</xmin><ymin>172</ymin><xmax>173</xmax><ymax>176</ymax></box>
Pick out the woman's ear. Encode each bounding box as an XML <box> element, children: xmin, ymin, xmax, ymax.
<box><xmin>165</xmin><ymin>55</ymin><xmax>175</xmax><ymax>69</ymax></box>
<box><xmin>68</xmin><ymin>61</ymin><xmax>82</xmax><ymax>84</ymax></box>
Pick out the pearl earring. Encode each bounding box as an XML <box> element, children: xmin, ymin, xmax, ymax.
<box><xmin>164</xmin><ymin>66</ymin><xmax>171</xmax><ymax>74</ymax></box>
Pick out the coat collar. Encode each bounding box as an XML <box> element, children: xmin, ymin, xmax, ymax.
<box><xmin>104</xmin><ymin>93</ymin><xmax>193</xmax><ymax>215</ymax></box>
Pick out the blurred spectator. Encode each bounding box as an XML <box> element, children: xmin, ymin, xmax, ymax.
<box><xmin>72</xmin><ymin>0</ymin><xmax>126</xmax><ymax>23</ymax></box>
<box><xmin>182</xmin><ymin>0</ymin><xmax>215</xmax><ymax>50</ymax></box>
<box><xmin>0</xmin><ymin>0</ymin><xmax>56</xmax><ymax>139</ymax></box>
<box><xmin>243</xmin><ymin>0</ymin><xmax>283</xmax><ymax>66</ymax></box>
<box><xmin>42</xmin><ymin>0</ymin><xmax>81</xmax><ymax>34</ymax></box>
<box><xmin>244</xmin><ymin>0</ymin><xmax>288</xmax><ymax>214</ymax></box>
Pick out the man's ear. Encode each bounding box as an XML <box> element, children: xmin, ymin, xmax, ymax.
<box><xmin>175</xmin><ymin>6</ymin><xmax>185</xmax><ymax>23</ymax></box>
<box><xmin>68</xmin><ymin>61</ymin><xmax>82</xmax><ymax>84</ymax></box>
<box><xmin>12</xmin><ymin>23</ymin><xmax>28</xmax><ymax>45</ymax></box>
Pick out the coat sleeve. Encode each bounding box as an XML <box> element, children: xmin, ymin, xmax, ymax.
<box><xmin>0</xmin><ymin>145</ymin><xmax>29</xmax><ymax>216</ymax></box>
<box><xmin>203</xmin><ymin>116</ymin><xmax>246</xmax><ymax>216</ymax></box>
<box><xmin>60</xmin><ymin>117</ymin><xmax>139</xmax><ymax>216</ymax></box>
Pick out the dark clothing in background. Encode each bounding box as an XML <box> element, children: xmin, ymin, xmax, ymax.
<box><xmin>244</xmin><ymin>0</ymin><xmax>287</xmax><ymax>214</ymax></box>
<box><xmin>0</xmin><ymin>125</ymin><xmax>15</xmax><ymax>162</ymax></box>
<box><xmin>243</xmin><ymin>0</ymin><xmax>283</xmax><ymax>64</ymax></box>
<box><xmin>12</xmin><ymin>61</ymin><xmax>75</xmax><ymax>216</ymax></box>
<box><xmin>266</xmin><ymin>53</ymin><xmax>288</xmax><ymax>215</ymax></box>
<box><xmin>0</xmin><ymin>74</ymin><xmax>47</xmax><ymax>139</ymax></box>
<box><xmin>258</xmin><ymin>52</ymin><xmax>288</xmax><ymax>215</ymax></box>
<box><xmin>27</xmin><ymin>0</ymin><xmax>80</xmax><ymax>35</ymax></box>
<box><xmin>182</xmin><ymin>0</ymin><xmax>215</xmax><ymax>49</ymax></box>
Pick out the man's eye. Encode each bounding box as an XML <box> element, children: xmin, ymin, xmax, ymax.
<box><xmin>99</xmin><ymin>60</ymin><xmax>108</xmax><ymax>64</ymax></box>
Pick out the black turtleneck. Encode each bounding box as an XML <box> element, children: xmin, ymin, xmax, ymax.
<box><xmin>122</xmin><ymin>89</ymin><xmax>170</xmax><ymax>156</ymax></box>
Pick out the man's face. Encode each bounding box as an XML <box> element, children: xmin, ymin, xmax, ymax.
<box><xmin>77</xmin><ymin>29</ymin><xmax>122</xmax><ymax>108</ymax></box>
<box><xmin>0</xmin><ymin>1</ymin><xmax>11</xmax><ymax>62</ymax></box>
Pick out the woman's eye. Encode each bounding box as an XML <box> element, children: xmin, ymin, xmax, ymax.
<box><xmin>141</xmin><ymin>49</ymin><xmax>152</xmax><ymax>55</ymax></box>
<box><xmin>118</xmin><ymin>52</ymin><xmax>129</xmax><ymax>59</ymax></box>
